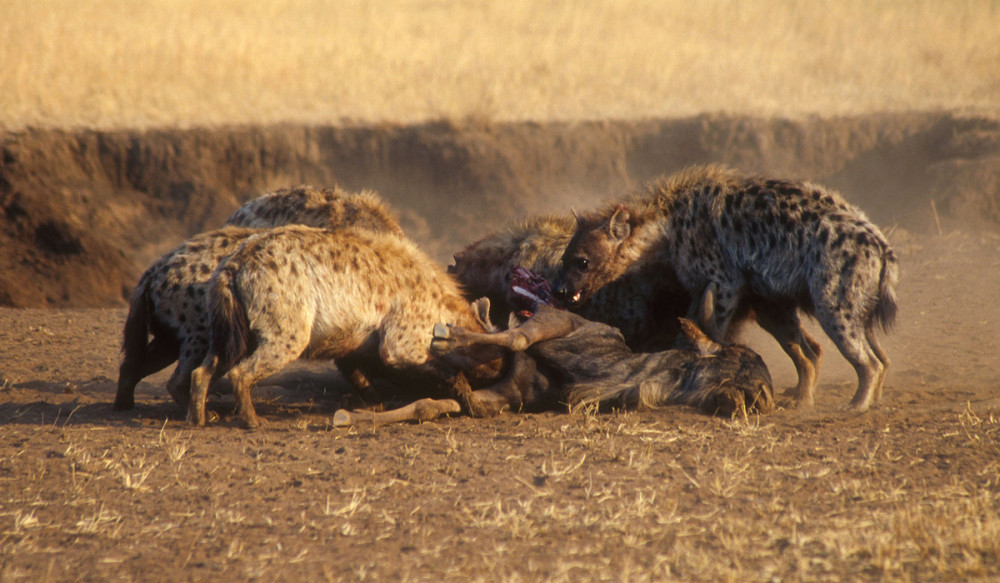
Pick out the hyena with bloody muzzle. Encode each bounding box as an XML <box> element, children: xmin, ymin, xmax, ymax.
<box><xmin>187</xmin><ymin>225</ymin><xmax>514</xmax><ymax>428</ymax></box>
<box><xmin>114</xmin><ymin>186</ymin><xmax>403</xmax><ymax>412</ymax></box>
<box><xmin>451</xmin><ymin>215</ymin><xmax>689</xmax><ymax>351</ymax></box>
<box><xmin>555</xmin><ymin>165</ymin><xmax>898</xmax><ymax>411</ymax></box>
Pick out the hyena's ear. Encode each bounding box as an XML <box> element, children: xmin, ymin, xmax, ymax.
<box><xmin>470</xmin><ymin>297</ymin><xmax>498</xmax><ymax>332</ymax></box>
<box><xmin>605</xmin><ymin>204</ymin><xmax>630</xmax><ymax>243</ymax></box>
<box><xmin>678</xmin><ymin>318</ymin><xmax>721</xmax><ymax>357</ymax></box>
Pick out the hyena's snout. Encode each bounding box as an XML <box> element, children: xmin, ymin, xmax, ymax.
<box><xmin>552</xmin><ymin>277</ymin><xmax>583</xmax><ymax>307</ymax></box>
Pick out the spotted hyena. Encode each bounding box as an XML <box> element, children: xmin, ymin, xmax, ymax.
<box><xmin>451</xmin><ymin>215</ymin><xmax>689</xmax><ymax>350</ymax></box>
<box><xmin>113</xmin><ymin>186</ymin><xmax>403</xmax><ymax>412</ymax></box>
<box><xmin>555</xmin><ymin>165</ymin><xmax>898</xmax><ymax>411</ymax></box>
<box><xmin>432</xmin><ymin>268</ymin><xmax>774</xmax><ymax>417</ymax></box>
<box><xmin>187</xmin><ymin>225</ymin><xmax>513</xmax><ymax>428</ymax></box>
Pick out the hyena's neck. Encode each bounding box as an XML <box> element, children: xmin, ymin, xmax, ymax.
<box><xmin>617</xmin><ymin>214</ymin><xmax>670</xmax><ymax>275</ymax></box>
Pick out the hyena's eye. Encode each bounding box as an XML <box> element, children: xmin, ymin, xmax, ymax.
<box><xmin>573</xmin><ymin>257</ymin><xmax>590</xmax><ymax>271</ymax></box>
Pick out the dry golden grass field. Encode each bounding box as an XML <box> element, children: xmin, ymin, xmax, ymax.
<box><xmin>2</xmin><ymin>0</ymin><xmax>1000</xmax><ymax>130</ymax></box>
<box><xmin>2</xmin><ymin>2</ymin><xmax>1000</xmax><ymax>582</ymax></box>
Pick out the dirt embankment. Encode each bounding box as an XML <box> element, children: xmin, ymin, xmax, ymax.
<box><xmin>1</xmin><ymin>112</ymin><xmax>998</xmax><ymax>308</ymax></box>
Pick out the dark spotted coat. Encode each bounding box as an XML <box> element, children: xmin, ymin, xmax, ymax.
<box><xmin>556</xmin><ymin>165</ymin><xmax>898</xmax><ymax>410</ymax></box>
<box><xmin>451</xmin><ymin>215</ymin><xmax>688</xmax><ymax>351</ymax></box>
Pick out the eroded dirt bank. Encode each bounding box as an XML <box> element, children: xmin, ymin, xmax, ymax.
<box><xmin>1</xmin><ymin>112</ymin><xmax>998</xmax><ymax>307</ymax></box>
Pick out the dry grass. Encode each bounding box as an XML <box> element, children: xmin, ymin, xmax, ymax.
<box><xmin>2</xmin><ymin>0</ymin><xmax>999</xmax><ymax>130</ymax></box>
<box><xmin>2</xmin><ymin>396</ymin><xmax>999</xmax><ymax>581</ymax></box>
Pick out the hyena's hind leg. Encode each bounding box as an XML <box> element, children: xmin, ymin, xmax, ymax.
<box><xmin>815</xmin><ymin>305</ymin><xmax>886</xmax><ymax>412</ymax></box>
<box><xmin>815</xmin><ymin>252</ymin><xmax>892</xmax><ymax>411</ymax></box>
<box><xmin>753</xmin><ymin>301</ymin><xmax>823</xmax><ymax>407</ymax></box>
<box><xmin>189</xmin><ymin>337</ymin><xmax>307</xmax><ymax>428</ymax></box>
<box><xmin>188</xmin><ymin>356</ymin><xmax>218</xmax><ymax>427</ymax></box>
<box><xmin>867</xmin><ymin>327</ymin><xmax>891</xmax><ymax>403</ymax></box>
<box><xmin>114</xmin><ymin>336</ymin><xmax>179</xmax><ymax>410</ymax></box>
<box><xmin>227</xmin><ymin>337</ymin><xmax>309</xmax><ymax>428</ymax></box>
<box><xmin>163</xmin><ymin>343</ymin><xmax>206</xmax><ymax>411</ymax></box>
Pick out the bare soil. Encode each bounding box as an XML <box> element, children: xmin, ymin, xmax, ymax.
<box><xmin>2</xmin><ymin>116</ymin><xmax>1000</xmax><ymax>581</ymax></box>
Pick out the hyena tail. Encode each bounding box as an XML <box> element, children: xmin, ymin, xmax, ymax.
<box><xmin>114</xmin><ymin>278</ymin><xmax>154</xmax><ymax>410</ymax></box>
<box><xmin>120</xmin><ymin>278</ymin><xmax>152</xmax><ymax>361</ymax></box>
<box><xmin>872</xmin><ymin>248</ymin><xmax>899</xmax><ymax>333</ymax></box>
<box><xmin>208</xmin><ymin>266</ymin><xmax>252</xmax><ymax>373</ymax></box>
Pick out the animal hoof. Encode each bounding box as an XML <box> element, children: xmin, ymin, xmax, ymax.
<box><xmin>430</xmin><ymin>323</ymin><xmax>454</xmax><ymax>354</ymax></box>
<box><xmin>412</xmin><ymin>399</ymin><xmax>461</xmax><ymax>421</ymax></box>
<box><xmin>241</xmin><ymin>419</ymin><xmax>263</xmax><ymax>430</ymax></box>
<box><xmin>432</xmin><ymin>322</ymin><xmax>451</xmax><ymax>340</ymax></box>
<box><xmin>332</xmin><ymin>409</ymin><xmax>353</xmax><ymax>427</ymax></box>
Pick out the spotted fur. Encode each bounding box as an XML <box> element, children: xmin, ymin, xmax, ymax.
<box><xmin>187</xmin><ymin>226</ymin><xmax>508</xmax><ymax>428</ymax></box>
<box><xmin>451</xmin><ymin>215</ymin><xmax>688</xmax><ymax>351</ymax></box>
<box><xmin>114</xmin><ymin>186</ymin><xmax>403</xmax><ymax>412</ymax></box>
<box><xmin>555</xmin><ymin>165</ymin><xmax>898</xmax><ymax>411</ymax></box>
<box><xmin>224</xmin><ymin>185</ymin><xmax>404</xmax><ymax>237</ymax></box>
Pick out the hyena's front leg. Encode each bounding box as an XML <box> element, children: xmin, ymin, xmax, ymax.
<box><xmin>188</xmin><ymin>356</ymin><xmax>218</xmax><ymax>427</ymax></box>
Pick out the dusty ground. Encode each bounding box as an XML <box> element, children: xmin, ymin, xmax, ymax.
<box><xmin>2</xmin><ymin>115</ymin><xmax>999</xmax><ymax>580</ymax></box>
<box><xmin>1</xmin><ymin>225</ymin><xmax>998</xmax><ymax>582</ymax></box>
